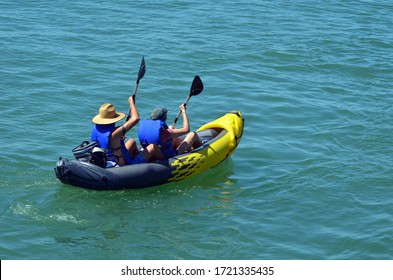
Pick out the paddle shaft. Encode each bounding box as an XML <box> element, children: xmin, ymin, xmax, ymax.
<box><xmin>126</xmin><ymin>82</ymin><xmax>139</xmax><ymax>121</ymax></box>
<box><xmin>126</xmin><ymin>56</ymin><xmax>146</xmax><ymax>121</ymax></box>
<box><xmin>172</xmin><ymin>95</ymin><xmax>191</xmax><ymax>127</ymax></box>
<box><xmin>171</xmin><ymin>75</ymin><xmax>203</xmax><ymax>128</ymax></box>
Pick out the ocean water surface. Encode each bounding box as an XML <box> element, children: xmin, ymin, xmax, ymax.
<box><xmin>1</xmin><ymin>0</ymin><xmax>393</xmax><ymax>259</ymax></box>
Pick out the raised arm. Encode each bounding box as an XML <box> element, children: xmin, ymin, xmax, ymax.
<box><xmin>169</xmin><ymin>104</ymin><xmax>190</xmax><ymax>137</ymax></box>
<box><xmin>112</xmin><ymin>96</ymin><xmax>140</xmax><ymax>138</ymax></box>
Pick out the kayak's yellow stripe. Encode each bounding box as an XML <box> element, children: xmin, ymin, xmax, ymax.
<box><xmin>168</xmin><ymin>111</ymin><xmax>244</xmax><ymax>183</ymax></box>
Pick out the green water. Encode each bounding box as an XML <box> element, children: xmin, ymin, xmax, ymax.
<box><xmin>1</xmin><ymin>0</ymin><xmax>392</xmax><ymax>259</ymax></box>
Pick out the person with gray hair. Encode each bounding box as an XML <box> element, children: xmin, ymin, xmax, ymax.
<box><xmin>138</xmin><ymin>104</ymin><xmax>202</xmax><ymax>159</ymax></box>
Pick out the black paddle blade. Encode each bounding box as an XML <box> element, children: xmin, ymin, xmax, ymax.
<box><xmin>190</xmin><ymin>75</ymin><xmax>203</xmax><ymax>96</ymax></box>
<box><xmin>137</xmin><ymin>56</ymin><xmax>146</xmax><ymax>83</ymax></box>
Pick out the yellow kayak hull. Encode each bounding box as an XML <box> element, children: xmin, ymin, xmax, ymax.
<box><xmin>168</xmin><ymin>111</ymin><xmax>244</xmax><ymax>182</ymax></box>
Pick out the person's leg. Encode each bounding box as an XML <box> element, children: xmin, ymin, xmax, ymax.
<box><xmin>125</xmin><ymin>138</ymin><xmax>139</xmax><ymax>158</ymax></box>
<box><xmin>141</xmin><ymin>144</ymin><xmax>164</xmax><ymax>161</ymax></box>
<box><xmin>191</xmin><ymin>133</ymin><xmax>202</xmax><ymax>149</ymax></box>
<box><xmin>177</xmin><ymin>132</ymin><xmax>202</xmax><ymax>154</ymax></box>
<box><xmin>172</xmin><ymin>137</ymin><xmax>182</xmax><ymax>150</ymax></box>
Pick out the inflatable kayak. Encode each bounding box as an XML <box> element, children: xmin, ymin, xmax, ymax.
<box><xmin>54</xmin><ymin>111</ymin><xmax>244</xmax><ymax>190</ymax></box>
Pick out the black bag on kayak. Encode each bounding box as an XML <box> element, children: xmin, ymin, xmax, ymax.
<box><xmin>72</xmin><ymin>141</ymin><xmax>119</xmax><ymax>168</ymax></box>
<box><xmin>72</xmin><ymin>141</ymin><xmax>99</xmax><ymax>162</ymax></box>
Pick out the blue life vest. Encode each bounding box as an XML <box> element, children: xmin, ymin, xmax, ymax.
<box><xmin>91</xmin><ymin>124</ymin><xmax>114</xmax><ymax>152</ymax></box>
<box><xmin>91</xmin><ymin>124</ymin><xmax>133</xmax><ymax>165</ymax></box>
<box><xmin>138</xmin><ymin>119</ymin><xmax>175</xmax><ymax>158</ymax></box>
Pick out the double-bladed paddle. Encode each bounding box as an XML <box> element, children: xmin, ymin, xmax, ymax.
<box><xmin>172</xmin><ymin>75</ymin><xmax>203</xmax><ymax>127</ymax></box>
<box><xmin>126</xmin><ymin>56</ymin><xmax>146</xmax><ymax>121</ymax></box>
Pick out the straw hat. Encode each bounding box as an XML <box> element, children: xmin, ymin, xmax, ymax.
<box><xmin>92</xmin><ymin>103</ymin><xmax>125</xmax><ymax>125</ymax></box>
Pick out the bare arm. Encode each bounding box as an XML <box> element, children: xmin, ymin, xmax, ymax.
<box><xmin>111</xmin><ymin>96</ymin><xmax>140</xmax><ymax>138</ymax></box>
<box><xmin>169</xmin><ymin>104</ymin><xmax>190</xmax><ymax>137</ymax></box>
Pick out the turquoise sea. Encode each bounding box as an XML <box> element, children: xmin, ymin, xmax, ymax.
<box><xmin>1</xmin><ymin>0</ymin><xmax>392</xmax><ymax>260</ymax></box>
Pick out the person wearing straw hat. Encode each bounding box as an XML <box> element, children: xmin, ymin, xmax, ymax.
<box><xmin>91</xmin><ymin>96</ymin><xmax>163</xmax><ymax>166</ymax></box>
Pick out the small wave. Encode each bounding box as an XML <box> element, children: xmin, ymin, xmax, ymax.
<box><xmin>10</xmin><ymin>202</ymin><xmax>85</xmax><ymax>225</ymax></box>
